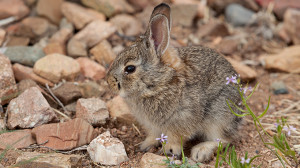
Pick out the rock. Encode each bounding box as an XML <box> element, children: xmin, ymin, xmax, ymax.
<box><xmin>226</xmin><ymin>57</ymin><xmax>257</xmax><ymax>81</ymax></box>
<box><xmin>225</xmin><ymin>3</ymin><xmax>255</xmax><ymax>27</ymax></box>
<box><xmin>0</xmin><ymin>119</ymin><xmax>5</xmax><ymax>130</ymax></box>
<box><xmin>90</xmin><ymin>40</ymin><xmax>116</xmax><ymax>68</ymax></box>
<box><xmin>0</xmin><ymin>29</ymin><xmax>5</xmax><ymax>46</ymax></box>
<box><xmin>67</xmin><ymin>20</ymin><xmax>116</xmax><ymax>57</ymax></box>
<box><xmin>33</xmin><ymin>53</ymin><xmax>80</xmax><ymax>83</ymax></box>
<box><xmin>172</xmin><ymin>0</ymin><xmax>209</xmax><ymax>18</ymax></box>
<box><xmin>282</xmin><ymin>9</ymin><xmax>300</xmax><ymax>45</ymax></box>
<box><xmin>49</xmin><ymin>28</ymin><xmax>73</xmax><ymax>45</ymax></box>
<box><xmin>127</xmin><ymin>0</ymin><xmax>149</xmax><ymax>10</ymax></box>
<box><xmin>140</xmin><ymin>153</ymin><xmax>166</xmax><ymax>168</ymax></box>
<box><xmin>32</xmin><ymin>118</ymin><xmax>96</xmax><ymax>150</ymax></box>
<box><xmin>37</xmin><ymin>0</ymin><xmax>64</xmax><ymax>24</ymax></box>
<box><xmin>65</xmin><ymin>102</ymin><xmax>77</xmax><ymax>114</ymax></box>
<box><xmin>43</xmin><ymin>42</ymin><xmax>66</xmax><ymax>55</ymax></box>
<box><xmin>217</xmin><ymin>36</ymin><xmax>240</xmax><ymax>54</ymax></box>
<box><xmin>79</xmin><ymin>81</ymin><xmax>105</xmax><ymax>98</ymax></box>
<box><xmin>87</xmin><ymin>131</ymin><xmax>128</xmax><ymax>165</ymax></box>
<box><xmin>197</xmin><ymin>19</ymin><xmax>230</xmax><ymax>38</ymax></box>
<box><xmin>0</xmin><ymin>130</ymin><xmax>36</xmax><ymax>149</ymax></box>
<box><xmin>256</xmin><ymin>0</ymin><xmax>300</xmax><ymax>19</ymax></box>
<box><xmin>52</xmin><ymin>82</ymin><xmax>82</xmax><ymax>105</ymax></box>
<box><xmin>6</xmin><ymin>35</ymin><xmax>30</xmax><ymax>46</ymax></box>
<box><xmin>61</xmin><ymin>2</ymin><xmax>105</xmax><ymax>30</ymax></box>
<box><xmin>16</xmin><ymin>152</ymin><xmax>82</xmax><ymax>168</ymax></box>
<box><xmin>13</xmin><ymin>63</ymin><xmax>54</xmax><ymax>86</ymax></box>
<box><xmin>81</xmin><ymin>0</ymin><xmax>134</xmax><ymax>18</ymax></box>
<box><xmin>110</xmin><ymin>14</ymin><xmax>143</xmax><ymax>36</ymax></box>
<box><xmin>4</xmin><ymin>46</ymin><xmax>45</xmax><ymax>67</ymax></box>
<box><xmin>0</xmin><ymin>0</ymin><xmax>29</xmax><ymax>20</ymax></box>
<box><xmin>76</xmin><ymin>98</ymin><xmax>109</xmax><ymax>126</ymax></box>
<box><xmin>0</xmin><ymin>54</ymin><xmax>18</xmax><ymax>105</ymax></box>
<box><xmin>260</xmin><ymin>45</ymin><xmax>300</xmax><ymax>73</ymax></box>
<box><xmin>106</xmin><ymin>96</ymin><xmax>135</xmax><ymax>124</ymax></box>
<box><xmin>76</xmin><ymin>57</ymin><xmax>106</xmax><ymax>80</ymax></box>
<box><xmin>7</xmin><ymin>87</ymin><xmax>57</xmax><ymax>129</ymax></box>
<box><xmin>271</xmin><ymin>81</ymin><xmax>289</xmax><ymax>95</ymax></box>
<box><xmin>17</xmin><ymin>79</ymin><xmax>38</xmax><ymax>94</ymax></box>
<box><xmin>171</xmin><ymin>4</ymin><xmax>198</xmax><ymax>27</ymax></box>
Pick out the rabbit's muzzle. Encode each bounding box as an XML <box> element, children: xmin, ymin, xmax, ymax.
<box><xmin>107</xmin><ymin>75</ymin><xmax>120</xmax><ymax>94</ymax></box>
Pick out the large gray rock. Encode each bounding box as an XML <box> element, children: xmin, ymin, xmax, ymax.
<box><xmin>225</xmin><ymin>3</ymin><xmax>255</xmax><ymax>27</ymax></box>
<box><xmin>3</xmin><ymin>46</ymin><xmax>45</xmax><ymax>67</ymax></box>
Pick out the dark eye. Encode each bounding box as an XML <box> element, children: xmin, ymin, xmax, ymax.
<box><xmin>124</xmin><ymin>65</ymin><xmax>136</xmax><ymax>74</ymax></box>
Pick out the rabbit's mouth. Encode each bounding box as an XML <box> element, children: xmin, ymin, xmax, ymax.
<box><xmin>107</xmin><ymin>75</ymin><xmax>121</xmax><ymax>94</ymax></box>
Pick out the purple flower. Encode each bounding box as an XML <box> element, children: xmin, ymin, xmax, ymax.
<box><xmin>241</xmin><ymin>157</ymin><xmax>250</xmax><ymax>164</ymax></box>
<box><xmin>170</xmin><ymin>154</ymin><xmax>176</xmax><ymax>165</ymax></box>
<box><xmin>156</xmin><ymin>133</ymin><xmax>168</xmax><ymax>143</ymax></box>
<box><xmin>283</xmin><ymin>125</ymin><xmax>296</xmax><ymax>136</ymax></box>
<box><xmin>242</xmin><ymin>86</ymin><xmax>252</xmax><ymax>94</ymax></box>
<box><xmin>226</xmin><ymin>76</ymin><xmax>237</xmax><ymax>85</ymax></box>
<box><xmin>215</xmin><ymin>138</ymin><xmax>221</xmax><ymax>142</ymax></box>
<box><xmin>274</xmin><ymin>123</ymin><xmax>279</xmax><ymax>128</ymax></box>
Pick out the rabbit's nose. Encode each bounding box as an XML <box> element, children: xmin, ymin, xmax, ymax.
<box><xmin>107</xmin><ymin>75</ymin><xmax>120</xmax><ymax>93</ymax></box>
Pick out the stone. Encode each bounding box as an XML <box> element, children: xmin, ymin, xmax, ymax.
<box><xmin>0</xmin><ymin>54</ymin><xmax>18</xmax><ymax>105</ymax></box>
<box><xmin>76</xmin><ymin>98</ymin><xmax>109</xmax><ymax>126</ymax></box>
<box><xmin>217</xmin><ymin>36</ymin><xmax>240</xmax><ymax>55</ymax></box>
<box><xmin>43</xmin><ymin>42</ymin><xmax>66</xmax><ymax>55</ymax></box>
<box><xmin>37</xmin><ymin>0</ymin><xmax>64</xmax><ymax>24</ymax></box>
<box><xmin>127</xmin><ymin>0</ymin><xmax>149</xmax><ymax>10</ymax></box>
<box><xmin>76</xmin><ymin>57</ymin><xmax>106</xmax><ymax>80</ymax></box>
<box><xmin>140</xmin><ymin>153</ymin><xmax>166</xmax><ymax>168</ymax></box>
<box><xmin>7</xmin><ymin>87</ymin><xmax>57</xmax><ymax>129</ymax></box>
<box><xmin>0</xmin><ymin>29</ymin><xmax>5</xmax><ymax>46</ymax></box>
<box><xmin>87</xmin><ymin>131</ymin><xmax>128</xmax><ymax>165</ymax></box>
<box><xmin>0</xmin><ymin>119</ymin><xmax>5</xmax><ymax>130</ymax></box>
<box><xmin>110</xmin><ymin>14</ymin><xmax>143</xmax><ymax>36</ymax></box>
<box><xmin>6</xmin><ymin>35</ymin><xmax>30</xmax><ymax>46</ymax></box>
<box><xmin>32</xmin><ymin>118</ymin><xmax>96</xmax><ymax>150</ymax></box>
<box><xmin>13</xmin><ymin>63</ymin><xmax>54</xmax><ymax>86</ymax></box>
<box><xmin>282</xmin><ymin>9</ymin><xmax>300</xmax><ymax>45</ymax></box>
<box><xmin>271</xmin><ymin>81</ymin><xmax>289</xmax><ymax>95</ymax></box>
<box><xmin>0</xmin><ymin>0</ymin><xmax>29</xmax><ymax>20</ymax></box>
<box><xmin>90</xmin><ymin>40</ymin><xmax>116</xmax><ymax>68</ymax></box>
<box><xmin>52</xmin><ymin>82</ymin><xmax>82</xmax><ymax>105</ymax></box>
<box><xmin>33</xmin><ymin>53</ymin><xmax>81</xmax><ymax>83</ymax></box>
<box><xmin>106</xmin><ymin>96</ymin><xmax>135</xmax><ymax>124</ymax></box>
<box><xmin>61</xmin><ymin>2</ymin><xmax>105</xmax><ymax>30</ymax></box>
<box><xmin>172</xmin><ymin>0</ymin><xmax>208</xmax><ymax>18</ymax></box>
<box><xmin>260</xmin><ymin>45</ymin><xmax>300</xmax><ymax>73</ymax></box>
<box><xmin>0</xmin><ymin>130</ymin><xmax>36</xmax><ymax>149</ymax></box>
<box><xmin>171</xmin><ymin>4</ymin><xmax>198</xmax><ymax>27</ymax></box>
<box><xmin>16</xmin><ymin>152</ymin><xmax>82</xmax><ymax>168</ymax></box>
<box><xmin>67</xmin><ymin>20</ymin><xmax>116</xmax><ymax>57</ymax></box>
<box><xmin>81</xmin><ymin>0</ymin><xmax>134</xmax><ymax>18</ymax></box>
<box><xmin>225</xmin><ymin>3</ymin><xmax>255</xmax><ymax>27</ymax></box>
<box><xmin>49</xmin><ymin>28</ymin><xmax>73</xmax><ymax>45</ymax></box>
<box><xmin>79</xmin><ymin>81</ymin><xmax>105</xmax><ymax>98</ymax></box>
<box><xmin>197</xmin><ymin>19</ymin><xmax>230</xmax><ymax>38</ymax></box>
<box><xmin>226</xmin><ymin>58</ymin><xmax>257</xmax><ymax>81</ymax></box>
<box><xmin>4</xmin><ymin>46</ymin><xmax>45</xmax><ymax>67</ymax></box>
<box><xmin>65</xmin><ymin>102</ymin><xmax>77</xmax><ymax>114</ymax></box>
<box><xmin>17</xmin><ymin>79</ymin><xmax>38</xmax><ymax>94</ymax></box>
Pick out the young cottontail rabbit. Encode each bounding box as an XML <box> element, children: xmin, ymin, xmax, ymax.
<box><xmin>107</xmin><ymin>3</ymin><xmax>242</xmax><ymax>162</ymax></box>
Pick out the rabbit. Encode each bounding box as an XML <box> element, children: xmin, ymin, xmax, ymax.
<box><xmin>107</xmin><ymin>3</ymin><xmax>242</xmax><ymax>162</ymax></box>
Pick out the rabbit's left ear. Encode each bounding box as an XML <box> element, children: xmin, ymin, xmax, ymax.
<box><xmin>147</xmin><ymin>3</ymin><xmax>171</xmax><ymax>56</ymax></box>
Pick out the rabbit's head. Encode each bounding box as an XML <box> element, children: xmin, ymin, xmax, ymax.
<box><xmin>107</xmin><ymin>3</ymin><xmax>182</xmax><ymax>98</ymax></box>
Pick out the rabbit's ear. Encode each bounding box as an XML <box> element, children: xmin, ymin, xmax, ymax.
<box><xmin>147</xmin><ymin>3</ymin><xmax>171</xmax><ymax>56</ymax></box>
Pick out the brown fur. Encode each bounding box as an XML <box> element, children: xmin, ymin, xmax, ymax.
<box><xmin>107</xmin><ymin>3</ymin><xmax>242</xmax><ymax>162</ymax></box>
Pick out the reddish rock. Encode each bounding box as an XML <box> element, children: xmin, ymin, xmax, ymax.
<box><xmin>106</xmin><ymin>96</ymin><xmax>135</xmax><ymax>124</ymax></box>
<box><xmin>61</xmin><ymin>2</ymin><xmax>105</xmax><ymax>29</ymax></box>
<box><xmin>49</xmin><ymin>27</ymin><xmax>73</xmax><ymax>45</ymax></box>
<box><xmin>140</xmin><ymin>153</ymin><xmax>166</xmax><ymax>168</ymax></box>
<box><xmin>79</xmin><ymin>81</ymin><xmax>105</xmax><ymax>98</ymax></box>
<box><xmin>6</xmin><ymin>35</ymin><xmax>30</xmax><ymax>46</ymax></box>
<box><xmin>0</xmin><ymin>119</ymin><xmax>5</xmax><ymax>130</ymax></box>
<box><xmin>110</xmin><ymin>14</ymin><xmax>143</xmax><ymax>36</ymax></box>
<box><xmin>32</xmin><ymin>118</ymin><xmax>96</xmax><ymax>150</ymax></box>
<box><xmin>0</xmin><ymin>0</ymin><xmax>30</xmax><ymax>20</ymax></box>
<box><xmin>33</xmin><ymin>53</ymin><xmax>81</xmax><ymax>83</ymax></box>
<box><xmin>52</xmin><ymin>82</ymin><xmax>82</xmax><ymax>105</ymax></box>
<box><xmin>76</xmin><ymin>98</ymin><xmax>109</xmax><ymax>126</ymax></box>
<box><xmin>282</xmin><ymin>9</ymin><xmax>300</xmax><ymax>45</ymax></box>
<box><xmin>127</xmin><ymin>0</ymin><xmax>149</xmax><ymax>10</ymax></box>
<box><xmin>13</xmin><ymin>63</ymin><xmax>54</xmax><ymax>87</ymax></box>
<box><xmin>90</xmin><ymin>40</ymin><xmax>116</xmax><ymax>67</ymax></box>
<box><xmin>226</xmin><ymin>58</ymin><xmax>257</xmax><ymax>81</ymax></box>
<box><xmin>0</xmin><ymin>54</ymin><xmax>18</xmax><ymax>105</ymax></box>
<box><xmin>171</xmin><ymin>4</ymin><xmax>198</xmax><ymax>27</ymax></box>
<box><xmin>76</xmin><ymin>57</ymin><xmax>106</xmax><ymax>80</ymax></box>
<box><xmin>7</xmin><ymin>87</ymin><xmax>57</xmax><ymax>129</ymax></box>
<box><xmin>217</xmin><ymin>37</ymin><xmax>240</xmax><ymax>55</ymax></box>
<box><xmin>0</xmin><ymin>29</ymin><xmax>5</xmax><ymax>46</ymax></box>
<box><xmin>67</xmin><ymin>20</ymin><xmax>116</xmax><ymax>57</ymax></box>
<box><xmin>197</xmin><ymin>19</ymin><xmax>230</xmax><ymax>38</ymax></box>
<box><xmin>43</xmin><ymin>42</ymin><xmax>66</xmax><ymax>55</ymax></box>
<box><xmin>0</xmin><ymin>130</ymin><xmax>36</xmax><ymax>149</ymax></box>
<box><xmin>37</xmin><ymin>0</ymin><xmax>64</xmax><ymax>24</ymax></box>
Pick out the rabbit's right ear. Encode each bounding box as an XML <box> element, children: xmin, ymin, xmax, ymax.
<box><xmin>145</xmin><ymin>3</ymin><xmax>171</xmax><ymax>57</ymax></box>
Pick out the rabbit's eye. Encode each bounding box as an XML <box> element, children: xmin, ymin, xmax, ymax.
<box><xmin>124</xmin><ymin>65</ymin><xmax>136</xmax><ymax>74</ymax></box>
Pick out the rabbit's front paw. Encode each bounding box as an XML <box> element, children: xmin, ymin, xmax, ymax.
<box><xmin>140</xmin><ymin>136</ymin><xmax>160</xmax><ymax>152</ymax></box>
<box><xmin>164</xmin><ymin>143</ymin><xmax>181</xmax><ymax>156</ymax></box>
<box><xmin>191</xmin><ymin>141</ymin><xmax>218</xmax><ymax>162</ymax></box>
